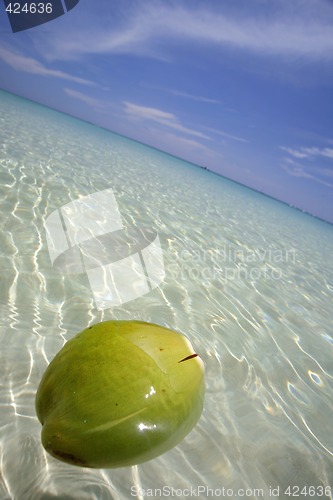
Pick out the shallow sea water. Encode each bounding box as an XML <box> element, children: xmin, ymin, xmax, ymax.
<box><xmin>1</xmin><ymin>90</ymin><xmax>333</xmax><ymax>499</ymax></box>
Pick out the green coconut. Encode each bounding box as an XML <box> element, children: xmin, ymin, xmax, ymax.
<box><xmin>35</xmin><ymin>320</ymin><xmax>205</xmax><ymax>468</ymax></box>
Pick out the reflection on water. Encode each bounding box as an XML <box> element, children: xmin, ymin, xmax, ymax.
<box><xmin>1</xmin><ymin>90</ymin><xmax>333</xmax><ymax>499</ymax></box>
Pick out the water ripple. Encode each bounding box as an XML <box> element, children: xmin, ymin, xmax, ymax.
<box><xmin>1</xmin><ymin>91</ymin><xmax>333</xmax><ymax>498</ymax></box>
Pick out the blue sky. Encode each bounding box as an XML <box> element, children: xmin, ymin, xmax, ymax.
<box><xmin>0</xmin><ymin>0</ymin><xmax>333</xmax><ymax>223</ymax></box>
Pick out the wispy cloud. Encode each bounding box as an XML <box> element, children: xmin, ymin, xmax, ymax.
<box><xmin>140</xmin><ymin>86</ymin><xmax>250</xmax><ymax>142</ymax></box>
<box><xmin>282</xmin><ymin>161</ymin><xmax>333</xmax><ymax>187</ymax></box>
<box><xmin>282</xmin><ymin>158</ymin><xmax>315</xmax><ymax>179</ymax></box>
<box><xmin>164</xmin><ymin>88</ymin><xmax>221</xmax><ymax>104</ymax></box>
<box><xmin>0</xmin><ymin>46</ymin><xmax>94</xmax><ymax>85</ymax></box>
<box><xmin>280</xmin><ymin>145</ymin><xmax>333</xmax><ymax>160</ymax></box>
<box><xmin>280</xmin><ymin>147</ymin><xmax>309</xmax><ymax>159</ymax></box>
<box><xmin>158</xmin><ymin>132</ymin><xmax>213</xmax><ymax>154</ymax></box>
<box><xmin>123</xmin><ymin>101</ymin><xmax>212</xmax><ymax>141</ymax></box>
<box><xmin>64</xmin><ymin>88</ymin><xmax>105</xmax><ymax>109</ymax></box>
<box><xmin>281</xmin><ymin>144</ymin><xmax>333</xmax><ymax>187</ymax></box>
<box><xmin>31</xmin><ymin>1</ymin><xmax>333</xmax><ymax>63</ymax></box>
<box><xmin>204</xmin><ymin>126</ymin><xmax>249</xmax><ymax>144</ymax></box>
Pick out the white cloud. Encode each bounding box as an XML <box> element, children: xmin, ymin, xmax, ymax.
<box><xmin>204</xmin><ymin>126</ymin><xmax>249</xmax><ymax>144</ymax></box>
<box><xmin>165</xmin><ymin>89</ymin><xmax>221</xmax><ymax>104</ymax></box>
<box><xmin>280</xmin><ymin>145</ymin><xmax>333</xmax><ymax>160</ymax></box>
<box><xmin>302</xmin><ymin>147</ymin><xmax>333</xmax><ymax>159</ymax></box>
<box><xmin>0</xmin><ymin>46</ymin><xmax>95</xmax><ymax>86</ymax></box>
<box><xmin>124</xmin><ymin>102</ymin><xmax>174</xmax><ymax>121</ymax></box>
<box><xmin>140</xmin><ymin>87</ymin><xmax>249</xmax><ymax>142</ymax></box>
<box><xmin>282</xmin><ymin>159</ymin><xmax>314</xmax><ymax>179</ymax></box>
<box><xmin>143</xmin><ymin>128</ymin><xmax>217</xmax><ymax>167</ymax></box>
<box><xmin>64</xmin><ymin>88</ymin><xmax>105</xmax><ymax>109</ymax></box>
<box><xmin>282</xmin><ymin>163</ymin><xmax>333</xmax><ymax>187</ymax></box>
<box><xmin>280</xmin><ymin>146</ymin><xmax>309</xmax><ymax>159</ymax></box>
<box><xmin>281</xmin><ymin>148</ymin><xmax>333</xmax><ymax>187</ymax></box>
<box><xmin>123</xmin><ymin>101</ymin><xmax>212</xmax><ymax>141</ymax></box>
<box><xmin>30</xmin><ymin>1</ymin><xmax>333</xmax><ymax>63</ymax></box>
<box><xmin>157</xmin><ymin>132</ymin><xmax>213</xmax><ymax>154</ymax></box>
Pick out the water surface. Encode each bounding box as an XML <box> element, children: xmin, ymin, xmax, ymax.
<box><xmin>1</xmin><ymin>90</ymin><xmax>333</xmax><ymax>499</ymax></box>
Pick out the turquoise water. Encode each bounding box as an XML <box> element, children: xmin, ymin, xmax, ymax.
<box><xmin>0</xmin><ymin>89</ymin><xmax>333</xmax><ymax>499</ymax></box>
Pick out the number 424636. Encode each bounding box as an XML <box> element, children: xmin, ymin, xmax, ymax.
<box><xmin>5</xmin><ymin>3</ymin><xmax>53</xmax><ymax>14</ymax></box>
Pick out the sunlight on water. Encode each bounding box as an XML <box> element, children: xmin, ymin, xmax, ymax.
<box><xmin>1</xmin><ymin>90</ymin><xmax>333</xmax><ymax>499</ymax></box>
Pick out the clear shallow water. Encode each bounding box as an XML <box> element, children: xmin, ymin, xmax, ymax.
<box><xmin>0</xmin><ymin>89</ymin><xmax>333</xmax><ymax>499</ymax></box>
